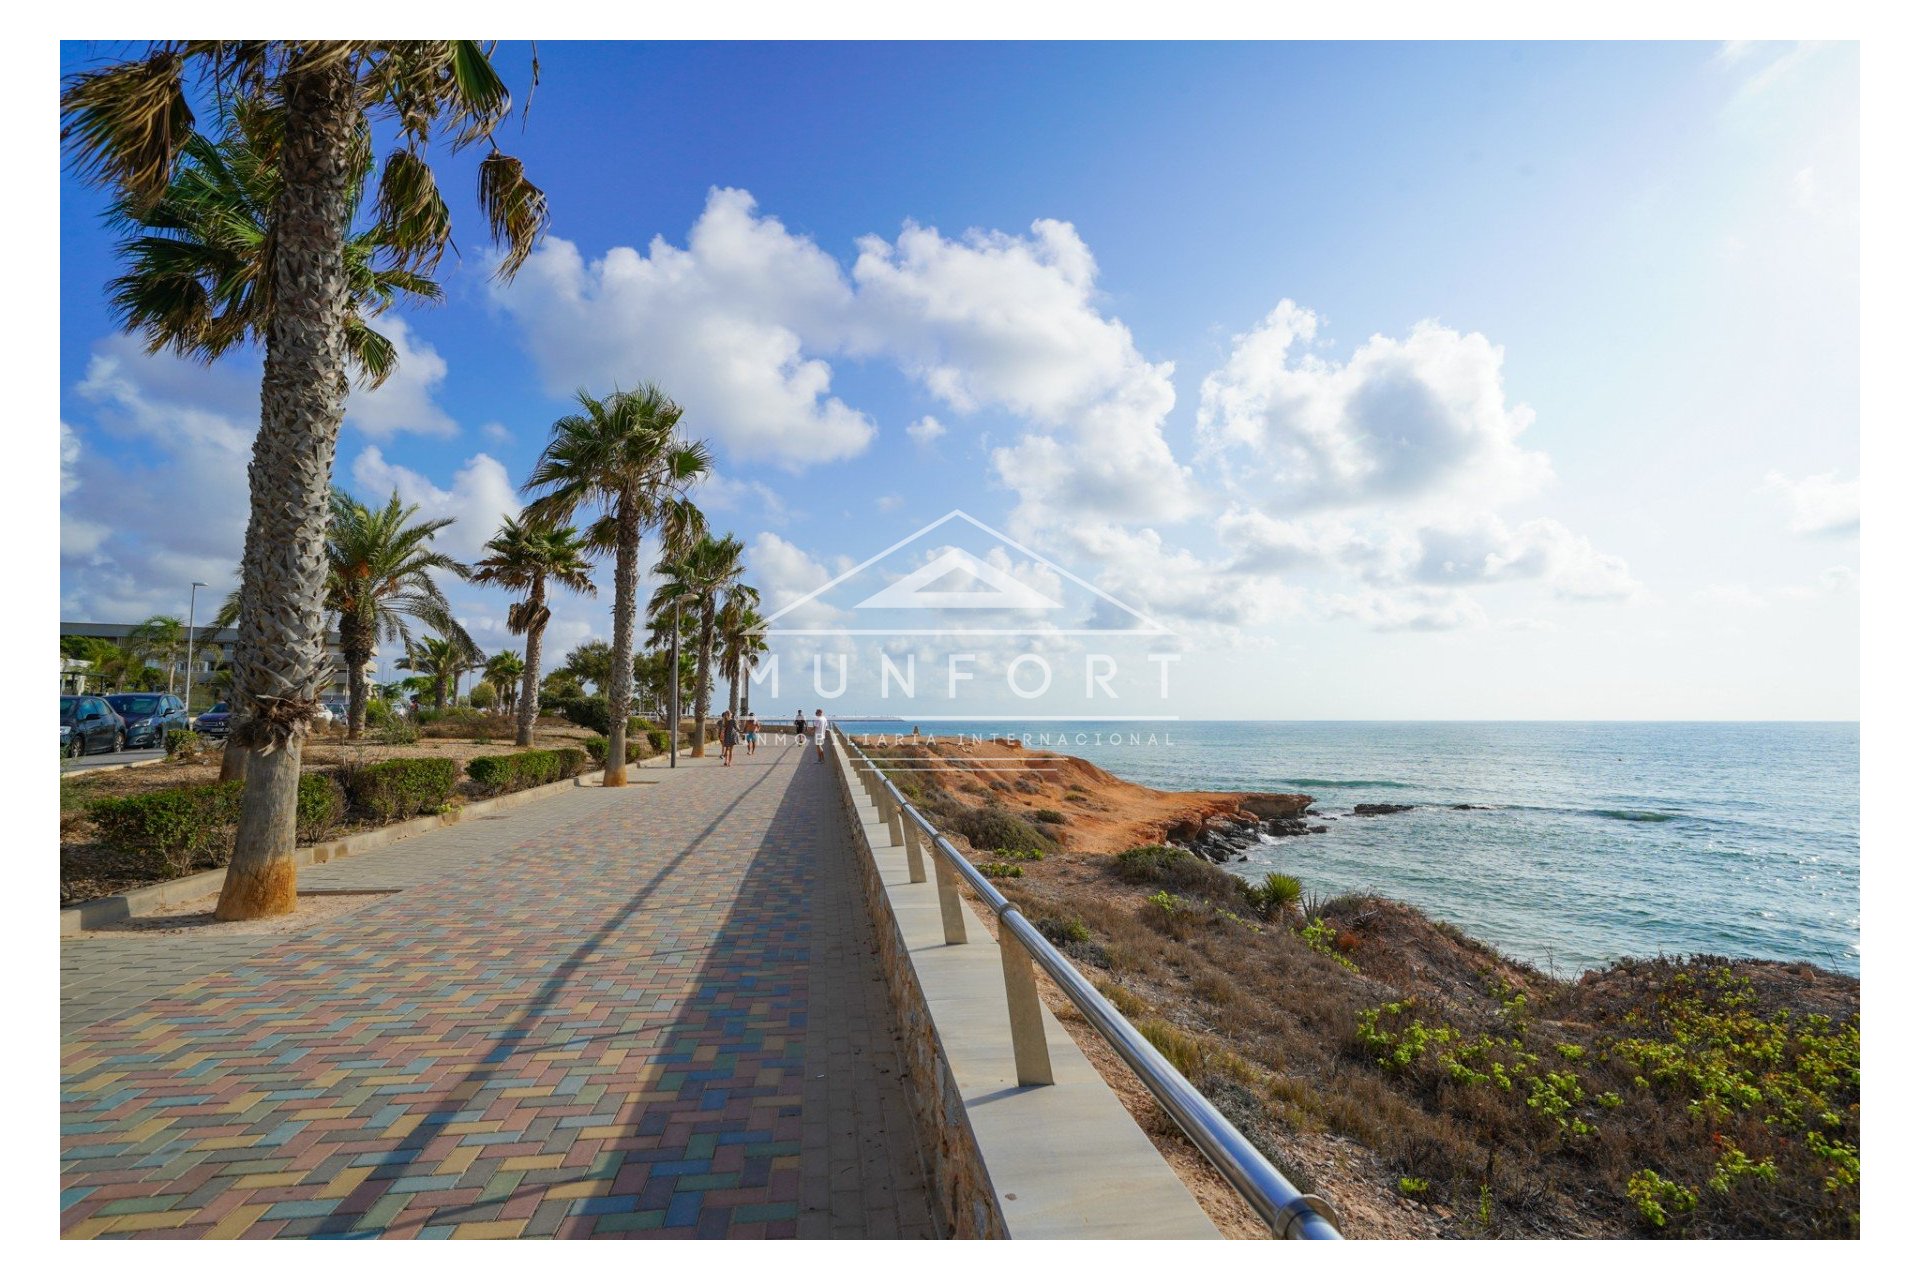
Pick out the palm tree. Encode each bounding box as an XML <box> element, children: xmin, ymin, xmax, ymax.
<box><xmin>482</xmin><ymin>650</ymin><xmax>526</xmax><ymax>717</ymax></box>
<box><xmin>124</xmin><ymin>615</ymin><xmax>222</xmax><ymax>697</ymax></box>
<box><xmin>719</xmin><ymin>599</ymin><xmax>769</xmax><ymax>720</ymax></box>
<box><xmin>523</xmin><ymin>386</ymin><xmax>709</xmax><ymax>785</ymax></box>
<box><xmin>561</xmin><ymin>640</ymin><xmax>614</xmax><ymax>691</ymax></box>
<box><xmin>65</xmin><ymin>42</ymin><xmax>547</xmax><ymax>920</ymax></box>
<box><xmin>471</xmin><ymin>515</ymin><xmax>595</xmax><ymax>746</ymax></box>
<box><xmin>399</xmin><ymin>635</ymin><xmax>476</xmax><ymax>712</ymax></box>
<box><xmin>648</xmin><ymin>534</ymin><xmax>749</xmax><ymax>758</ymax></box>
<box><xmin>104</xmin><ymin>96</ymin><xmax>440</xmax><ymax>387</ymax></box>
<box><xmin>326</xmin><ymin>488</ymin><xmax>473</xmax><ymax>738</ymax></box>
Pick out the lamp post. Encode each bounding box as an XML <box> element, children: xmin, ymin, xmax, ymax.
<box><xmin>668</xmin><ymin>600</ymin><xmax>680</xmax><ymax>769</ymax></box>
<box><xmin>184</xmin><ymin>581</ymin><xmax>207</xmax><ymax>714</ymax></box>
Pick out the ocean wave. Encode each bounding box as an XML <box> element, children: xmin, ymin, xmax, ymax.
<box><xmin>1586</xmin><ymin>808</ymin><xmax>1684</xmax><ymax>823</ymax></box>
<box><xmin>1273</xmin><ymin>778</ymin><xmax>1415</xmax><ymax>789</ymax></box>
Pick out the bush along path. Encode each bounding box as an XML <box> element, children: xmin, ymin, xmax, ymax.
<box><xmin>64</xmin><ymin>749</ymin><xmax>599</xmax><ymax>908</ymax></box>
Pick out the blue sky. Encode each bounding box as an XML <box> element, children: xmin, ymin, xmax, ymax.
<box><xmin>58</xmin><ymin>40</ymin><xmax>1860</xmax><ymax>718</ymax></box>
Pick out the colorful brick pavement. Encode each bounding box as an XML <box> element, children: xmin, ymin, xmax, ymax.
<box><xmin>59</xmin><ymin>745</ymin><xmax>937</xmax><ymax>1239</ymax></box>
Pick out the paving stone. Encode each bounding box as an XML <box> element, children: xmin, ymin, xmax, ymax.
<box><xmin>60</xmin><ymin>750</ymin><xmax>938</xmax><ymax>1238</ymax></box>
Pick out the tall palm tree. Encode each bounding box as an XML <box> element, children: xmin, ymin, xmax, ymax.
<box><xmin>482</xmin><ymin>650</ymin><xmax>526</xmax><ymax>717</ymax></box>
<box><xmin>125</xmin><ymin>614</ymin><xmax>219</xmax><ymax>697</ymax></box>
<box><xmin>718</xmin><ymin>599</ymin><xmax>769</xmax><ymax>720</ymax></box>
<box><xmin>104</xmin><ymin>96</ymin><xmax>440</xmax><ymax>387</ymax></box>
<box><xmin>648</xmin><ymin>534</ymin><xmax>749</xmax><ymax>758</ymax></box>
<box><xmin>523</xmin><ymin>386</ymin><xmax>709</xmax><ymax>785</ymax></box>
<box><xmin>326</xmin><ymin>488</ymin><xmax>473</xmax><ymax>738</ymax></box>
<box><xmin>65</xmin><ymin>42</ymin><xmax>547</xmax><ymax>920</ymax></box>
<box><xmin>469</xmin><ymin>514</ymin><xmax>595</xmax><ymax>746</ymax></box>
<box><xmin>398</xmin><ymin>635</ymin><xmax>476</xmax><ymax>712</ymax></box>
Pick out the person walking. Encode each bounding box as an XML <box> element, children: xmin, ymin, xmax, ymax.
<box><xmin>793</xmin><ymin>709</ymin><xmax>805</xmax><ymax>747</ymax></box>
<box><xmin>720</xmin><ymin>710</ymin><xmax>738</xmax><ymax>766</ymax></box>
<box><xmin>743</xmin><ymin>712</ymin><xmax>758</xmax><ymax>756</ymax></box>
<box><xmin>812</xmin><ymin>707</ymin><xmax>829</xmax><ymax>762</ymax></box>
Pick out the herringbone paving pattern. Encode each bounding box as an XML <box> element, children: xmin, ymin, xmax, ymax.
<box><xmin>59</xmin><ymin>745</ymin><xmax>936</xmax><ymax>1238</ymax></box>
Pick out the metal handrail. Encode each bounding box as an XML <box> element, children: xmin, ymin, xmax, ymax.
<box><xmin>833</xmin><ymin>729</ymin><xmax>1342</xmax><ymax>1240</ymax></box>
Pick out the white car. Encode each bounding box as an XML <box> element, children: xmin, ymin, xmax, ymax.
<box><xmin>313</xmin><ymin>702</ymin><xmax>335</xmax><ymax>726</ymax></box>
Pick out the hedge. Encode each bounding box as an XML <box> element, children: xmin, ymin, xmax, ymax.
<box><xmin>646</xmin><ymin>728</ymin><xmax>671</xmax><ymax>754</ymax></box>
<box><xmin>582</xmin><ymin>735</ymin><xmax>647</xmax><ymax>767</ymax></box>
<box><xmin>465</xmin><ymin>748</ymin><xmax>589</xmax><ymax>796</ymax></box>
<box><xmin>90</xmin><ymin>774</ymin><xmax>346</xmax><ymax>879</ymax></box>
<box><xmin>342</xmin><ymin>757</ymin><xmax>461</xmax><ymax>823</ymax></box>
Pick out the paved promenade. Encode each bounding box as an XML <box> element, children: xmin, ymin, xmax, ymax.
<box><xmin>60</xmin><ymin>741</ymin><xmax>937</xmax><ymax>1239</ymax></box>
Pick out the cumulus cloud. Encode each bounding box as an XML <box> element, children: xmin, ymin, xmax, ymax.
<box><xmin>1760</xmin><ymin>470</ymin><xmax>1858</xmax><ymax>536</ymax></box>
<box><xmin>492</xmin><ymin>189</ymin><xmax>874</xmax><ymax>468</ymax></box>
<box><xmin>1198</xmin><ymin>300</ymin><xmax>1551</xmax><ymax>512</ymax></box>
<box><xmin>906</xmin><ymin>415</ymin><xmax>946</xmax><ymax>445</ymax></box>
<box><xmin>1325</xmin><ymin>587</ymin><xmax>1488</xmax><ymax>633</ymax></box>
<box><xmin>480</xmin><ymin>421</ymin><xmax>513</xmax><ymax>445</ymax></box>
<box><xmin>748</xmin><ymin>531</ymin><xmax>840</xmax><ymax>628</ymax></box>
<box><xmin>343</xmin><ymin>317</ymin><xmax>458</xmax><ymax>438</ymax></box>
<box><xmin>348</xmin><ymin>447</ymin><xmax>519</xmax><ymax>562</ymax></box>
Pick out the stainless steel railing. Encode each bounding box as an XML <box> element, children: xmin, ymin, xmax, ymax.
<box><xmin>830</xmin><ymin>729</ymin><xmax>1343</xmax><ymax>1241</ymax></box>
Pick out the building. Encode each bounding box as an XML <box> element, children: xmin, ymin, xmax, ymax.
<box><xmin>58</xmin><ymin>621</ymin><xmax>373</xmax><ymax>702</ymax></box>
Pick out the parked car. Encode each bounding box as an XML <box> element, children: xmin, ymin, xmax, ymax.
<box><xmin>313</xmin><ymin>701</ymin><xmax>336</xmax><ymax>727</ymax></box>
<box><xmin>60</xmin><ymin>695</ymin><xmax>124</xmax><ymax>758</ymax></box>
<box><xmin>193</xmin><ymin>701</ymin><xmax>233</xmax><ymax>739</ymax></box>
<box><xmin>323</xmin><ymin>698</ymin><xmax>349</xmax><ymax>723</ymax></box>
<box><xmin>103</xmin><ymin>692</ymin><xmax>190</xmax><ymax>750</ymax></box>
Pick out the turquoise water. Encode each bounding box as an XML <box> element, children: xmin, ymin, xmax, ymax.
<box><xmin>843</xmin><ymin>720</ymin><xmax>1860</xmax><ymax>976</ymax></box>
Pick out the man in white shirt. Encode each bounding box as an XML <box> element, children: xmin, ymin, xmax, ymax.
<box><xmin>812</xmin><ymin>708</ymin><xmax>828</xmax><ymax>761</ymax></box>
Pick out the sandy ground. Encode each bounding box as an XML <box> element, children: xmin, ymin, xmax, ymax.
<box><xmin>77</xmin><ymin>890</ymin><xmax>395</xmax><ymax>938</ymax></box>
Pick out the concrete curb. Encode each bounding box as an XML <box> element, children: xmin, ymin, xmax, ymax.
<box><xmin>60</xmin><ymin>752</ymin><xmax>172</xmax><ymax>777</ymax></box>
<box><xmin>61</xmin><ymin>768</ymin><xmax>625</xmax><ymax>935</ymax></box>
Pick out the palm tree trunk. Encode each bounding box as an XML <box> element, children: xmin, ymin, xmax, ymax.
<box><xmin>341</xmin><ymin>614</ymin><xmax>371</xmax><ymax>739</ymax></box>
<box><xmin>516</xmin><ymin>577</ymin><xmax>546</xmax><ymax>748</ymax></box>
<box><xmin>605</xmin><ymin>498</ymin><xmax>641</xmax><ymax>785</ymax></box>
<box><xmin>218</xmin><ymin>51</ymin><xmax>359</xmax><ymax>922</ymax></box>
<box><xmin>692</xmin><ymin>598</ymin><xmax>715</xmax><ymax>758</ymax></box>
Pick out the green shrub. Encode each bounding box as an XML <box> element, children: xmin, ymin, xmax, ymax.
<box><xmin>555</xmin><ymin>693</ymin><xmax>610</xmax><ymax>733</ymax></box>
<box><xmin>948</xmin><ymin>804</ymin><xmax>1056</xmax><ymax>855</ymax></box>
<box><xmin>342</xmin><ymin>757</ymin><xmax>460</xmax><ymax>822</ymax></box>
<box><xmin>1112</xmin><ymin>845</ymin><xmax>1228</xmax><ymax>894</ymax></box>
<box><xmin>646</xmin><ymin>728</ymin><xmax>670</xmax><ymax>754</ymax></box>
<box><xmin>465</xmin><ymin>748</ymin><xmax>590</xmax><ymax>796</ymax></box>
<box><xmin>164</xmin><ymin>728</ymin><xmax>202</xmax><ymax>759</ymax></box>
<box><xmin>582</xmin><ymin>735</ymin><xmax>647</xmax><ymax>767</ymax></box>
<box><xmin>1243</xmin><ymin>872</ymin><xmax>1304</xmax><ymax>919</ymax></box>
<box><xmin>978</xmin><ymin>861</ymin><xmax>1024</xmax><ymax>879</ymax></box>
<box><xmin>1032</xmin><ymin>808</ymin><xmax>1067</xmax><ymax>824</ymax></box>
<box><xmin>364</xmin><ymin>696</ymin><xmax>395</xmax><ymax>727</ymax></box>
<box><xmin>375</xmin><ymin>718</ymin><xmax>419</xmax><ymax>746</ymax></box>
<box><xmin>90</xmin><ymin>773</ymin><xmax>345</xmax><ymax>878</ymax></box>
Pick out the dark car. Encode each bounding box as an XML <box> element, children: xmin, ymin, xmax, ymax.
<box><xmin>193</xmin><ymin>701</ymin><xmax>233</xmax><ymax>740</ymax></box>
<box><xmin>104</xmin><ymin>693</ymin><xmax>190</xmax><ymax>749</ymax></box>
<box><xmin>61</xmin><ymin>695</ymin><xmax>124</xmax><ymax>757</ymax></box>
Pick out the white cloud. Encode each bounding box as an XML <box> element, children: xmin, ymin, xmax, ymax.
<box><xmin>1325</xmin><ymin>587</ymin><xmax>1488</xmax><ymax>633</ymax></box>
<box><xmin>343</xmin><ymin>317</ymin><xmax>458</xmax><ymax>438</ymax></box>
<box><xmin>1394</xmin><ymin>515</ymin><xmax>1640</xmax><ymax>601</ymax></box>
<box><xmin>1760</xmin><ymin>470</ymin><xmax>1858</xmax><ymax>536</ymax></box>
<box><xmin>493</xmin><ymin>189</ymin><xmax>874</xmax><ymax>468</ymax></box>
<box><xmin>906</xmin><ymin>414</ymin><xmax>946</xmax><ymax>445</ymax></box>
<box><xmin>481</xmin><ymin>421</ymin><xmax>513</xmax><ymax>445</ymax></box>
<box><xmin>348</xmin><ymin>447</ymin><xmax>519</xmax><ymax>562</ymax></box>
<box><xmin>1198</xmin><ymin>300</ymin><xmax>1551</xmax><ymax>512</ymax></box>
<box><xmin>874</xmin><ymin>494</ymin><xmax>903</xmax><ymax>512</ymax></box>
<box><xmin>748</xmin><ymin>531</ymin><xmax>842</xmax><ymax>630</ymax></box>
<box><xmin>691</xmin><ymin>471</ymin><xmax>791</xmax><ymax>526</ymax></box>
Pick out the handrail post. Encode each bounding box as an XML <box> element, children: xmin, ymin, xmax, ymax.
<box><xmin>881</xmin><ymin>788</ymin><xmax>906</xmax><ymax>847</ymax></box>
<box><xmin>998</xmin><ymin>917</ymin><xmax>1054</xmax><ymax>1086</ymax></box>
<box><xmin>931</xmin><ymin>850</ymin><xmax>968</xmax><ymax>944</ymax></box>
<box><xmin>902</xmin><ymin>818</ymin><xmax>927</xmax><ymax>884</ymax></box>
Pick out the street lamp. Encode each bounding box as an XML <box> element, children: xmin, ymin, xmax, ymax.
<box><xmin>185</xmin><ymin>581</ymin><xmax>208</xmax><ymax>714</ymax></box>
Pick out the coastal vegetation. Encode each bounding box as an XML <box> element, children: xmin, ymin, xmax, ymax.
<box><xmin>881</xmin><ymin>737</ymin><xmax>1859</xmax><ymax>1239</ymax></box>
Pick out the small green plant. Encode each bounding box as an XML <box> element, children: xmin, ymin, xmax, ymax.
<box><xmin>978</xmin><ymin>861</ymin><xmax>1024</xmax><ymax>879</ymax></box>
<box><xmin>1032</xmin><ymin>913</ymin><xmax>1091</xmax><ymax>947</ymax></box>
<box><xmin>375</xmin><ymin>718</ymin><xmax>420</xmax><ymax>745</ymax></box>
<box><xmin>1298</xmin><ymin>916</ymin><xmax>1358</xmax><ymax>969</ymax></box>
<box><xmin>163</xmin><ymin>728</ymin><xmax>202</xmax><ymax>759</ymax></box>
<box><xmin>1398</xmin><ymin>1176</ymin><xmax>1430</xmax><ymax>1198</ymax></box>
<box><xmin>1031</xmin><ymin>808</ymin><xmax>1066</xmax><ymax>824</ymax></box>
<box><xmin>1243</xmin><ymin>871</ymin><xmax>1303</xmax><ymax>920</ymax></box>
<box><xmin>1626</xmin><ymin>1169</ymin><xmax>1697</xmax><ymax>1229</ymax></box>
<box><xmin>994</xmin><ymin>847</ymin><xmax>1047</xmax><ymax>862</ymax></box>
<box><xmin>1479</xmin><ymin>1184</ymin><xmax>1495</xmax><ymax>1231</ymax></box>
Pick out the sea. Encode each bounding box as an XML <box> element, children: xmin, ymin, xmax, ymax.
<box><xmin>839</xmin><ymin>720</ymin><xmax>1861</xmax><ymax>977</ymax></box>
